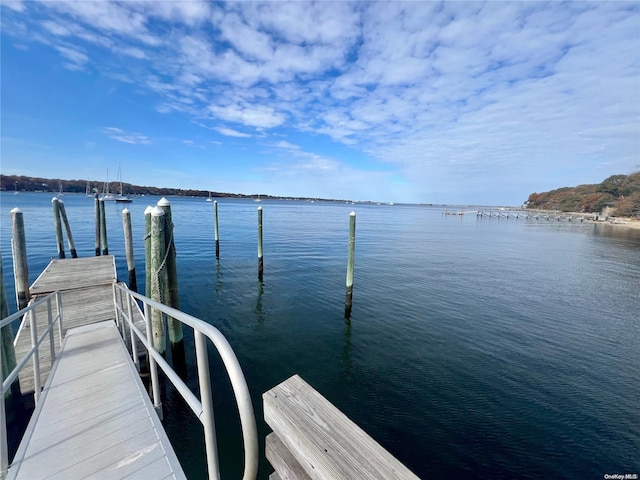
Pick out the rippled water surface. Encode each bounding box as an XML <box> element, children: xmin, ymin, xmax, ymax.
<box><xmin>1</xmin><ymin>192</ymin><xmax>639</xmax><ymax>479</ymax></box>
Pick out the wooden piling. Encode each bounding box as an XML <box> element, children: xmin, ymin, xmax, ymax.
<box><xmin>258</xmin><ymin>206</ymin><xmax>264</xmax><ymax>282</ymax></box>
<box><xmin>144</xmin><ymin>206</ymin><xmax>153</xmax><ymax>298</ymax></box>
<box><xmin>51</xmin><ymin>197</ymin><xmax>65</xmax><ymax>259</ymax></box>
<box><xmin>99</xmin><ymin>199</ymin><xmax>108</xmax><ymax>255</ymax></box>
<box><xmin>1</xmin><ymin>251</ymin><xmax>19</xmax><ymax>400</ymax></box>
<box><xmin>94</xmin><ymin>194</ymin><xmax>101</xmax><ymax>256</ymax></box>
<box><xmin>58</xmin><ymin>200</ymin><xmax>78</xmax><ymax>258</ymax></box>
<box><xmin>345</xmin><ymin>211</ymin><xmax>356</xmax><ymax>319</ymax></box>
<box><xmin>122</xmin><ymin>208</ymin><xmax>138</xmax><ymax>292</ymax></box>
<box><xmin>10</xmin><ymin>208</ymin><xmax>30</xmax><ymax>310</ymax></box>
<box><xmin>156</xmin><ymin>198</ymin><xmax>183</xmax><ymax>347</ymax></box>
<box><xmin>214</xmin><ymin>200</ymin><xmax>220</xmax><ymax>259</ymax></box>
<box><xmin>149</xmin><ymin>206</ymin><xmax>166</xmax><ymax>355</ymax></box>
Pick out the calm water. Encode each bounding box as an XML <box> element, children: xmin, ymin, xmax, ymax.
<box><xmin>1</xmin><ymin>192</ymin><xmax>639</xmax><ymax>479</ymax></box>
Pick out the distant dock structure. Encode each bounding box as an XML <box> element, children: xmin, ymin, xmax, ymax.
<box><xmin>442</xmin><ymin>208</ymin><xmax>597</xmax><ymax>223</ymax></box>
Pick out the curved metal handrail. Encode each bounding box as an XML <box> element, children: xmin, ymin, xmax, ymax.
<box><xmin>112</xmin><ymin>282</ymin><xmax>258</xmax><ymax>480</ymax></box>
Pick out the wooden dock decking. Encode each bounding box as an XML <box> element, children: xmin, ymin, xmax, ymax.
<box><xmin>14</xmin><ymin>256</ymin><xmax>145</xmax><ymax>393</ymax></box>
<box><xmin>8</xmin><ymin>321</ymin><xmax>186</xmax><ymax>480</ymax></box>
<box><xmin>264</xmin><ymin>375</ymin><xmax>420</xmax><ymax>480</ymax></box>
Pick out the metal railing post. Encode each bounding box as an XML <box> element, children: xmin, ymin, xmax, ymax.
<box><xmin>127</xmin><ymin>294</ymin><xmax>138</xmax><ymax>370</ymax></box>
<box><xmin>195</xmin><ymin>330</ymin><xmax>220</xmax><ymax>480</ymax></box>
<box><xmin>46</xmin><ymin>298</ymin><xmax>55</xmax><ymax>364</ymax></box>
<box><xmin>118</xmin><ymin>288</ymin><xmax>127</xmax><ymax>341</ymax></box>
<box><xmin>143</xmin><ymin>302</ymin><xmax>162</xmax><ymax>418</ymax></box>
<box><xmin>0</xmin><ymin>329</ymin><xmax>7</xmax><ymax>480</ymax></box>
<box><xmin>55</xmin><ymin>292</ymin><xmax>63</xmax><ymax>346</ymax></box>
<box><xmin>29</xmin><ymin>309</ymin><xmax>42</xmax><ymax>404</ymax></box>
<box><xmin>112</xmin><ymin>284</ymin><xmax>122</xmax><ymax>337</ymax></box>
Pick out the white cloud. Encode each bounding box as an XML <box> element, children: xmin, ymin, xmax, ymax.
<box><xmin>103</xmin><ymin>127</ymin><xmax>151</xmax><ymax>145</ymax></box>
<box><xmin>215</xmin><ymin>127</ymin><xmax>252</xmax><ymax>138</ymax></box>
<box><xmin>116</xmin><ymin>46</ymin><xmax>146</xmax><ymax>59</ymax></box>
<box><xmin>138</xmin><ymin>0</ymin><xmax>211</xmax><ymax>25</ymax></box>
<box><xmin>54</xmin><ymin>44</ymin><xmax>89</xmax><ymax>70</ymax></box>
<box><xmin>1</xmin><ymin>0</ymin><xmax>24</xmax><ymax>12</ymax></box>
<box><xmin>42</xmin><ymin>1</ymin><xmax>161</xmax><ymax>45</ymax></box>
<box><xmin>208</xmin><ymin>104</ymin><xmax>286</xmax><ymax>129</ymax></box>
<box><xmin>273</xmin><ymin>141</ymin><xmax>299</xmax><ymax>150</ymax></box>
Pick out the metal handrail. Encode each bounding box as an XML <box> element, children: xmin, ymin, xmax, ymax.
<box><xmin>0</xmin><ymin>291</ymin><xmax>63</xmax><ymax>480</ymax></box>
<box><xmin>112</xmin><ymin>282</ymin><xmax>258</xmax><ymax>480</ymax></box>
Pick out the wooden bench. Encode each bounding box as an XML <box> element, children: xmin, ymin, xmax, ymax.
<box><xmin>263</xmin><ymin>375</ymin><xmax>419</xmax><ymax>480</ymax></box>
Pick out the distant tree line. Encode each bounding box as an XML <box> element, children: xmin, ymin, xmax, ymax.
<box><xmin>0</xmin><ymin>174</ymin><xmax>248</xmax><ymax>198</ymax></box>
<box><xmin>0</xmin><ymin>174</ymin><xmax>347</xmax><ymax>203</ymax></box>
<box><xmin>526</xmin><ymin>172</ymin><xmax>640</xmax><ymax>216</ymax></box>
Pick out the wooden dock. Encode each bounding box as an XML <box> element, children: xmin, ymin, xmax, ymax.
<box><xmin>14</xmin><ymin>256</ymin><xmax>145</xmax><ymax>394</ymax></box>
<box><xmin>8</xmin><ymin>321</ymin><xmax>185</xmax><ymax>479</ymax></box>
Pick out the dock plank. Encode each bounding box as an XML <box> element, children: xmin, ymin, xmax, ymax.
<box><xmin>266</xmin><ymin>432</ymin><xmax>312</xmax><ymax>480</ymax></box>
<box><xmin>30</xmin><ymin>256</ymin><xmax>117</xmax><ymax>294</ymax></box>
<box><xmin>264</xmin><ymin>374</ymin><xmax>419</xmax><ymax>480</ymax></box>
<box><xmin>8</xmin><ymin>322</ymin><xmax>186</xmax><ymax>480</ymax></box>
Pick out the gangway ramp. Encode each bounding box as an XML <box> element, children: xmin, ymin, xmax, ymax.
<box><xmin>8</xmin><ymin>321</ymin><xmax>186</xmax><ymax>480</ymax></box>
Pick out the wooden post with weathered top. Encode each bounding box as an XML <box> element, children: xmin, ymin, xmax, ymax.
<box><xmin>94</xmin><ymin>194</ymin><xmax>101</xmax><ymax>256</ymax></box>
<box><xmin>1</xmin><ymin>251</ymin><xmax>19</xmax><ymax>401</ymax></box>
<box><xmin>149</xmin><ymin>206</ymin><xmax>166</xmax><ymax>355</ymax></box>
<box><xmin>214</xmin><ymin>200</ymin><xmax>220</xmax><ymax>259</ymax></box>
<box><xmin>122</xmin><ymin>208</ymin><xmax>137</xmax><ymax>292</ymax></box>
<box><xmin>156</xmin><ymin>199</ymin><xmax>185</xmax><ymax>373</ymax></box>
<box><xmin>99</xmin><ymin>199</ymin><xmax>108</xmax><ymax>255</ymax></box>
<box><xmin>156</xmin><ymin>198</ymin><xmax>183</xmax><ymax>348</ymax></box>
<box><xmin>344</xmin><ymin>211</ymin><xmax>356</xmax><ymax>319</ymax></box>
<box><xmin>10</xmin><ymin>208</ymin><xmax>30</xmax><ymax>311</ymax></box>
<box><xmin>51</xmin><ymin>198</ymin><xmax>65</xmax><ymax>259</ymax></box>
<box><xmin>144</xmin><ymin>206</ymin><xmax>153</xmax><ymax>297</ymax></box>
<box><xmin>258</xmin><ymin>206</ymin><xmax>264</xmax><ymax>282</ymax></box>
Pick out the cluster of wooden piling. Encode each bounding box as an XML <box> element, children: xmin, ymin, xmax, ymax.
<box><xmin>51</xmin><ymin>198</ymin><xmax>78</xmax><ymax>259</ymax></box>
<box><xmin>144</xmin><ymin>199</ymin><xmax>184</xmax><ymax>358</ymax></box>
<box><xmin>210</xmin><ymin>203</ymin><xmax>357</xmax><ymax>319</ymax></box>
<box><xmin>92</xmin><ymin>196</ymin><xmax>110</xmax><ymax>256</ymax></box>
<box><xmin>476</xmin><ymin>211</ymin><xmax>522</xmax><ymax>218</ymax></box>
<box><xmin>5</xmin><ymin>198</ymin><xmax>360</xmax><ymax>379</ymax></box>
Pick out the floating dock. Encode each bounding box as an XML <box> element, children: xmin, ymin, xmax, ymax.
<box><xmin>13</xmin><ymin>256</ymin><xmax>145</xmax><ymax>394</ymax></box>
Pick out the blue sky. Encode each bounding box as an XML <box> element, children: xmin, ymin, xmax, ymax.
<box><xmin>1</xmin><ymin>1</ymin><xmax>639</xmax><ymax>204</ymax></box>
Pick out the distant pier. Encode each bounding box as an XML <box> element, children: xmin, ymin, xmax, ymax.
<box><xmin>443</xmin><ymin>208</ymin><xmax>598</xmax><ymax>222</ymax></box>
